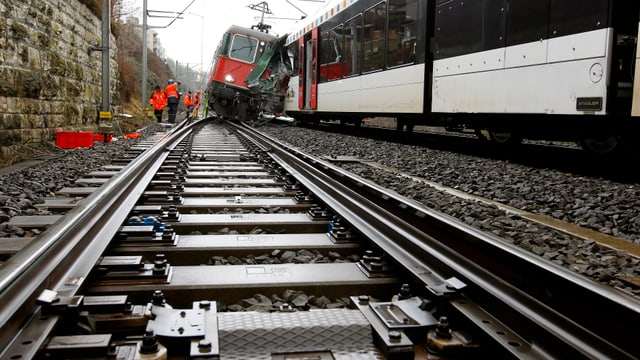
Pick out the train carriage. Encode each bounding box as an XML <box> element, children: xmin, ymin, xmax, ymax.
<box><xmin>282</xmin><ymin>0</ymin><xmax>640</xmax><ymax>153</ymax></box>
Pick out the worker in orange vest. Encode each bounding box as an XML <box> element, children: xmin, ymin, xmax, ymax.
<box><xmin>193</xmin><ymin>89</ymin><xmax>202</xmax><ymax>118</ymax></box>
<box><xmin>165</xmin><ymin>79</ymin><xmax>179</xmax><ymax>123</ymax></box>
<box><xmin>149</xmin><ymin>85</ymin><xmax>167</xmax><ymax>123</ymax></box>
<box><xmin>184</xmin><ymin>91</ymin><xmax>194</xmax><ymax>119</ymax></box>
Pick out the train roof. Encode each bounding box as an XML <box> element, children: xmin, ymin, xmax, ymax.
<box><xmin>285</xmin><ymin>0</ymin><xmax>361</xmax><ymax>45</ymax></box>
<box><xmin>227</xmin><ymin>25</ymin><xmax>279</xmax><ymax>42</ymax></box>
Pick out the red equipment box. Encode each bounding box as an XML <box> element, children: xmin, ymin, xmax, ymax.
<box><xmin>55</xmin><ymin>131</ymin><xmax>94</xmax><ymax>149</ymax></box>
<box><xmin>93</xmin><ymin>133</ymin><xmax>113</xmax><ymax>142</ymax></box>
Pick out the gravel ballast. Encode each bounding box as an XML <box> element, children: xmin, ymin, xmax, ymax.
<box><xmin>1</xmin><ymin>122</ymin><xmax>639</xmax><ymax>292</ymax></box>
<box><xmin>258</xmin><ymin>125</ymin><xmax>640</xmax><ymax>292</ymax></box>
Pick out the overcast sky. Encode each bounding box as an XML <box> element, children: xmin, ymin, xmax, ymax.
<box><xmin>126</xmin><ymin>0</ymin><xmax>328</xmax><ymax>74</ymax></box>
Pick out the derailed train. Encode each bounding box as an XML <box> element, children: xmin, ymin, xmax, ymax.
<box><xmin>206</xmin><ymin>26</ymin><xmax>291</xmax><ymax>123</ymax></box>
<box><xmin>206</xmin><ymin>0</ymin><xmax>640</xmax><ymax>153</ymax></box>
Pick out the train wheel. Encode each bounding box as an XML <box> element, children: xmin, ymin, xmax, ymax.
<box><xmin>620</xmin><ymin>135</ymin><xmax>640</xmax><ymax>156</ymax></box>
<box><xmin>475</xmin><ymin>129</ymin><xmax>489</xmax><ymax>141</ymax></box>
<box><xmin>213</xmin><ymin>102</ymin><xmax>232</xmax><ymax>119</ymax></box>
<box><xmin>489</xmin><ymin>131</ymin><xmax>521</xmax><ymax>145</ymax></box>
<box><xmin>405</xmin><ymin>123</ymin><xmax>414</xmax><ymax>133</ymax></box>
<box><xmin>580</xmin><ymin>136</ymin><xmax>619</xmax><ymax>154</ymax></box>
<box><xmin>238</xmin><ymin>103</ymin><xmax>257</xmax><ymax>123</ymax></box>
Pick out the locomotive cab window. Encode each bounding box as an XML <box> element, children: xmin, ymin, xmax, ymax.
<box><xmin>230</xmin><ymin>34</ymin><xmax>259</xmax><ymax>63</ymax></box>
<box><xmin>218</xmin><ymin>32</ymin><xmax>232</xmax><ymax>57</ymax></box>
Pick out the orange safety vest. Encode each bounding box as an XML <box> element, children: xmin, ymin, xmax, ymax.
<box><xmin>150</xmin><ymin>90</ymin><xmax>167</xmax><ymax>110</ymax></box>
<box><xmin>184</xmin><ymin>94</ymin><xmax>193</xmax><ymax>107</ymax></box>
<box><xmin>194</xmin><ymin>92</ymin><xmax>201</xmax><ymax>106</ymax></box>
<box><xmin>165</xmin><ymin>83</ymin><xmax>179</xmax><ymax>99</ymax></box>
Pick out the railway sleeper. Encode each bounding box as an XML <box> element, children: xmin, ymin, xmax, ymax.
<box><xmin>42</xmin><ymin>285</ymin><xmax>488</xmax><ymax>360</ymax></box>
<box><xmin>6</xmin><ymin>120</ymin><xmax>632</xmax><ymax>359</ymax></box>
<box><xmin>37</xmin><ymin>288</ymin><xmax>486</xmax><ymax>360</ymax></box>
<box><xmin>109</xmin><ymin>233</ymin><xmax>362</xmax><ymax>266</ymax></box>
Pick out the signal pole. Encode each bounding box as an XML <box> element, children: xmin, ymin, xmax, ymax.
<box><xmin>141</xmin><ymin>0</ymin><xmax>148</xmax><ymax>112</ymax></box>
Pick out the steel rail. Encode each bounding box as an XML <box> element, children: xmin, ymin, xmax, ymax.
<box><xmin>234</xmin><ymin>122</ymin><xmax>639</xmax><ymax>359</ymax></box>
<box><xmin>0</xmin><ymin>120</ymin><xmax>203</xmax><ymax>358</ymax></box>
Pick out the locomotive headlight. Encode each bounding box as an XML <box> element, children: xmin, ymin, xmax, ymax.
<box><xmin>224</xmin><ymin>74</ymin><xmax>235</xmax><ymax>83</ymax></box>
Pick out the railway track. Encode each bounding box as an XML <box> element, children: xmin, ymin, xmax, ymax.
<box><xmin>0</xmin><ymin>118</ymin><xmax>639</xmax><ymax>359</ymax></box>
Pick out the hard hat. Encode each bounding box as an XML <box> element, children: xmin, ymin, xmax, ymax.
<box><xmin>168</xmin><ymin>79</ymin><xmax>175</xmax><ymax>84</ymax></box>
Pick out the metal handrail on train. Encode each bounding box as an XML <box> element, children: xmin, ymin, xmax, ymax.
<box><xmin>0</xmin><ymin>119</ymin><xmax>203</xmax><ymax>358</ymax></box>
<box><xmin>233</xmin><ymin>121</ymin><xmax>640</xmax><ymax>359</ymax></box>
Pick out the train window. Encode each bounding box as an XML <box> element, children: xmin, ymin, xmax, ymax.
<box><xmin>387</xmin><ymin>0</ymin><xmax>418</xmax><ymax>67</ymax></box>
<box><xmin>218</xmin><ymin>32</ymin><xmax>232</xmax><ymax>57</ymax></box>
<box><xmin>484</xmin><ymin>0</ymin><xmax>507</xmax><ymax>50</ymax></box>
<box><xmin>506</xmin><ymin>0</ymin><xmax>550</xmax><ymax>46</ymax></box>
<box><xmin>434</xmin><ymin>0</ymin><xmax>506</xmax><ymax>59</ymax></box>
<box><xmin>343</xmin><ymin>15</ymin><xmax>363</xmax><ymax>77</ymax></box>
<box><xmin>288</xmin><ymin>44</ymin><xmax>298</xmax><ymax>75</ymax></box>
<box><xmin>229</xmin><ymin>34</ymin><xmax>259</xmax><ymax>63</ymax></box>
<box><xmin>363</xmin><ymin>2</ymin><xmax>387</xmax><ymax>72</ymax></box>
<box><xmin>319</xmin><ymin>30</ymin><xmax>330</xmax><ymax>82</ymax></box>
<box><xmin>549</xmin><ymin>0</ymin><xmax>609</xmax><ymax>38</ymax></box>
<box><xmin>319</xmin><ymin>29</ymin><xmax>343</xmax><ymax>82</ymax></box>
<box><xmin>435</xmin><ymin>1</ymin><xmax>482</xmax><ymax>59</ymax></box>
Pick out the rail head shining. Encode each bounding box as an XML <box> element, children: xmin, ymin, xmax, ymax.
<box><xmin>0</xmin><ymin>119</ymin><xmax>203</xmax><ymax>356</ymax></box>
<box><xmin>234</xmin><ymin>122</ymin><xmax>640</xmax><ymax>359</ymax></box>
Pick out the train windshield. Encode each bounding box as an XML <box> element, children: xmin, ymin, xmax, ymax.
<box><xmin>230</xmin><ymin>34</ymin><xmax>259</xmax><ymax>63</ymax></box>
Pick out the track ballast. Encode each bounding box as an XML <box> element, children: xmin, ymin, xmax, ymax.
<box><xmin>0</xmin><ymin>118</ymin><xmax>639</xmax><ymax>359</ymax></box>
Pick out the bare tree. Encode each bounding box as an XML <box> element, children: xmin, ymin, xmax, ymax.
<box><xmin>113</xmin><ymin>0</ymin><xmax>140</xmax><ymax>21</ymax></box>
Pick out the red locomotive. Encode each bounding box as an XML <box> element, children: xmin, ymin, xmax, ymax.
<box><xmin>205</xmin><ymin>25</ymin><xmax>291</xmax><ymax>123</ymax></box>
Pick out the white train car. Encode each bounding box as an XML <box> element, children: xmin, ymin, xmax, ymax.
<box><xmin>284</xmin><ymin>0</ymin><xmax>428</xmax><ymax>124</ymax></box>
<box><xmin>283</xmin><ymin>0</ymin><xmax>640</xmax><ymax>153</ymax></box>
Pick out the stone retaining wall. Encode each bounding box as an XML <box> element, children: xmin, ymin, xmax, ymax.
<box><xmin>0</xmin><ymin>0</ymin><xmax>119</xmax><ymax>154</ymax></box>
